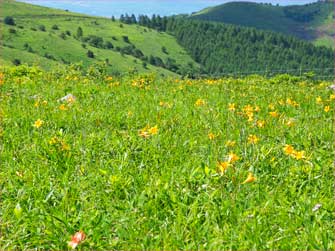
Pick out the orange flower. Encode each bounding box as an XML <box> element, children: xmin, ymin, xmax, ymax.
<box><xmin>242</xmin><ymin>172</ymin><xmax>256</xmax><ymax>184</ymax></box>
<box><xmin>217</xmin><ymin>161</ymin><xmax>229</xmax><ymax>174</ymax></box>
<box><xmin>283</xmin><ymin>144</ymin><xmax>294</xmax><ymax>155</ymax></box>
<box><xmin>228</xmin><ymin>153</ymin><xmax>239</xmax><ymax>163</ymax></box>
<box><xmin>248</xmin><ymin>134</ymin><xmax>259</xmax><ymax>144</ymax></box>
<box><xmin>269</xmin><ymin>111</ymin><xmax>279</xmax><ymax>118</ymax></box>
<box><xmin>68</xmin><ymin>231</ymin><xmax>86</xmax><ymax>249</ymax></box>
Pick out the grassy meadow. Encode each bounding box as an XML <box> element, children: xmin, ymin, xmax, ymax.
<box><xmin>0</xmin><ymin>65</ymin><xmax>334</xmax><ymax>250</ymax></box>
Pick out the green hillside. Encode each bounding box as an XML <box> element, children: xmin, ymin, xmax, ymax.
<box><xmin>0</xmin><ymin>0</ymin><xmax>199</xmax><ymax>76</ymax></box>
<box><xmin>192</xmin><ymin>1</ymin><xmax>334</xmax><ymax>48</ymax></box>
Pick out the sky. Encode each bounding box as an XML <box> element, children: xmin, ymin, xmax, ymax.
<box><xmin>18</xmin><ymin>0</ymin><xmax>317</xmax><ymax>17</ymax></box>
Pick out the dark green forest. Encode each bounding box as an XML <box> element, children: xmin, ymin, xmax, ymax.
<box><xmin>120</xmin><ymin>15</ymin><xmax>333</xmax><ymax>76</ymax></box>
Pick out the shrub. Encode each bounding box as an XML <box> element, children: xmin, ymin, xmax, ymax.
<box><xmin>4</xmin><ymin>16</ymin><xmax>15</xmax><ymax>25</ymax></box>
<box><xmin>12</xmin><ymin>59</ymin><xmax>21</xmax><ymax>66</ymax></box>
<box><xmin>162</xmin><ymin>46</ymin><xmax>168</xmax><ymax>54</ymax></box>
<box><xmin>87</xmin><ymin>50</ymin><xmax>95</xmax><ymax>58</ymax></box>
<box><xmin>8</xmin><ymin>28</ymin><xmax>16</xmax><ymax>34</ymax></box>
<box><xmin>65</xmin><ymin>30</ymin><xmax>71</xmax><ymax>36</ymax></box>
<box><xmin>77</xmin><ymin>27</ymin><xmax>83</xmax><ymax>38</ymax></box>
<box><xmin>82</xmin><ymin>35</ymin><xmax>104</xmax><ymax>48</ymax></box>
<box><xmin>59</xmin><ymin>33</ymin><xmax>66</xmax><ymax>40</ymax></box>
<box><xmin>44</xmin><ymin>53</ymin><xmax>56</xmax><ymax>60</ymax></box>
<box><xmin>52</xmin><ymin>24</ymin><xmax>59</xmax><ymax>30</ymax></box>
<box><xmin>122</xmin><ymin>35</ymin><xmax>130</xmax><ymax>43</ymax></box>
<box><xmin>38</xmin><ymin>25</ymin><xmax>46</xmax><ymax>32</ymax></box>
<box><xmin>27</xmin><ymin>46</ymin><xmax>34</xmax><ymax>53</ymax></box>
<box><xmin>105</xmin><ymin>41</ymin><xmax>114</xmax><ymax>49</ymax></box>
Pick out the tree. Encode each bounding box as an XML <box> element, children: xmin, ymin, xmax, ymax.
<box><xmin>4</xmin><ymin>16</ymin><xmax>15</xmax><ymax>25</ymax></box>
<box><xmin>87</xmin><ymin>50</ymin><xmax>95</xmax><ymax>58</ymax></box>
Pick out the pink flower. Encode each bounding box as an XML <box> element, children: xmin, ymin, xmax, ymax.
<box><xmin>68</xmin><ymin>231</ymin><xmax>86</xmax><ymax>249</ymax></box>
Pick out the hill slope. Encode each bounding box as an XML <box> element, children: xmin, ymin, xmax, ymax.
<box><xmin>135</xmin><ymin>16</ymin><xmax>333</xmax><ymax>76</ymax></box>
<box><xmin>0</xmin><ymin>0</ymin><xmax>199</xmax><ymax>76</ymax></box>
<box><xmin>191</xmin><ymin>1</ymin><xmax>334</xmax><ymax>48</ymax></box>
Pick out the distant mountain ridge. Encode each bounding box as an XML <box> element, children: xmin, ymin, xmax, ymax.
<box><xmin>191</xmin><ymin>1</ymin><xmax>334</xmax><ymax>48</ymax></box>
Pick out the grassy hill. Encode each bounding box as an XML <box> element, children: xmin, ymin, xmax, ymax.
<box><xmin>0</xmin><ymin>0</ymin><xmax>199</xmax><ymax>76</ymax></box>
<box><xmin>192</xmin><ymin>1</ymin><xmax>334</xmax><ymax>48</ymax></box>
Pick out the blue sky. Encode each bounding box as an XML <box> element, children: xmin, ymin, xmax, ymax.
<box><xmin>18</xmin><ymin>0</ymin><xmax>317</xmax><ymax>17</ymax></box>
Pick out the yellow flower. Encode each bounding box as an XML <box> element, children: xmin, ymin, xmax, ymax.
<box><xmin>283</xmin><ymin>144</ymin><xmax>295</xmax><ymax>155</ymax></box>
<box><xmin>208</xmin><ymin>132</ymin><xmax>216</xmax><ymax>140</ymax></box>
<box><xmin>42</xmin><ymin>100</ymin><xmax>48</xmax><ymax>105</ymax></box>
<box><xmin>195</xmin><ymin>99</ymin><xmax>206</xmax><ymax>106</ymax></box>
<box><xmin>225</xmin><ymin>140</ymin><xmax>236</xmax><ymax>147</ymax></box>
<box><xmin>33</xmin><ymin>119</ymin><xmax>43</xmax><ymax>128</ymax></box>
<box><xmin>148</xmin><ymin>125</ymin><xmax>158</xmax><ymax>135</ymax></box>
<box><xmin>269</xmin><ymin>111</ymin><xmax>279</xmax><ymax>118</ymax></box>
<box><xmin>246</xmin><ymin>112</ymin><xmax>254</xmax><ymax>122</ymax></box>
<box><xmin>49</xmin><ymin>136</ymin><xmax>58</xmax><ymax>145</ymax></box>
<box><xmin>59</xmin><ymin>104</ymin><xmax>67</xmax><ymax>111</ymax></box>
<box><xmin>292</xmin><ymin>150</ymin><xmax>305</xmax><ymax>160</ymax></box>
<box><xmin>330</xmin><ymin>94</ymin><xmax>335</xmax><ymax>100</ymax></box>
<box><xmin>248</xmin><ymin>134</ymin><xmax>259</xmax><ymax>144</ymax></box>
<box><xmin>256</xmin><ymin>120</ymin><xmax>265</xmax><ymax>128</ymax></box>
<box><xmin>61</xmin><ymin>141</ymin><xmax>70</xmax><ymax>151</ymax></box>
<box><xmin>254</xmin><ymin>106</ymin><xmax>260</xmax><ymax>112</ymax></box>
<box><xmin>228</xmin><ymin>153</ymin><xmax>239</xmax><ymax>163</ymax></box>
<box><xmin>324</xmin><ymin>106</ymin><xmax>330</xmax><ymax>112</ymax></box>
<box><xmin>139</xmin><ymin>125</ymin><xmax>158</xmax><ymax>138</ymax></box>
<box><xmin>242</xmin><ymin>172</ymin><xmax>256</xmax><ymax>184</ymax></box>
<box><xmin>228</xmin><ymin>103</ymin><xmax>236</xmax><ymax>111</ymax></box>
<box><xmin>217</xmin><ymin>161</ymin><xmax>229</xmax><ymax>174</ymax></box>
<box><xmin>127</xmin><ymin>111</ymin><xmax>133</xmax><ymax>117</ymax></box>
<box><xmin>243</xmin><ymin>105</ymin><xmax>253</xmax><ymax>113</ymax></box>
<box><xmin>268</xmin><ymin>103</ymin><xmax>275</xmax><ymax>110</ymax></box>
<box><xmin>67</xmin><ymin>96</ymin><xmax>75</xmax><ymax>103</ymax></box>
<box><xmin>286</xmin><ymin>118</ymin><xmax>295</xmax><ymax>127</ymax></box>
<box><xmin>316</xmin><ymin>96</ymin><xmax>322</xmax><ymax>104</ymax></box>
<box><xmin>278</xmin><ymin>99</ymin><xmax>285</xmax><ymax>105</ymax></box>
